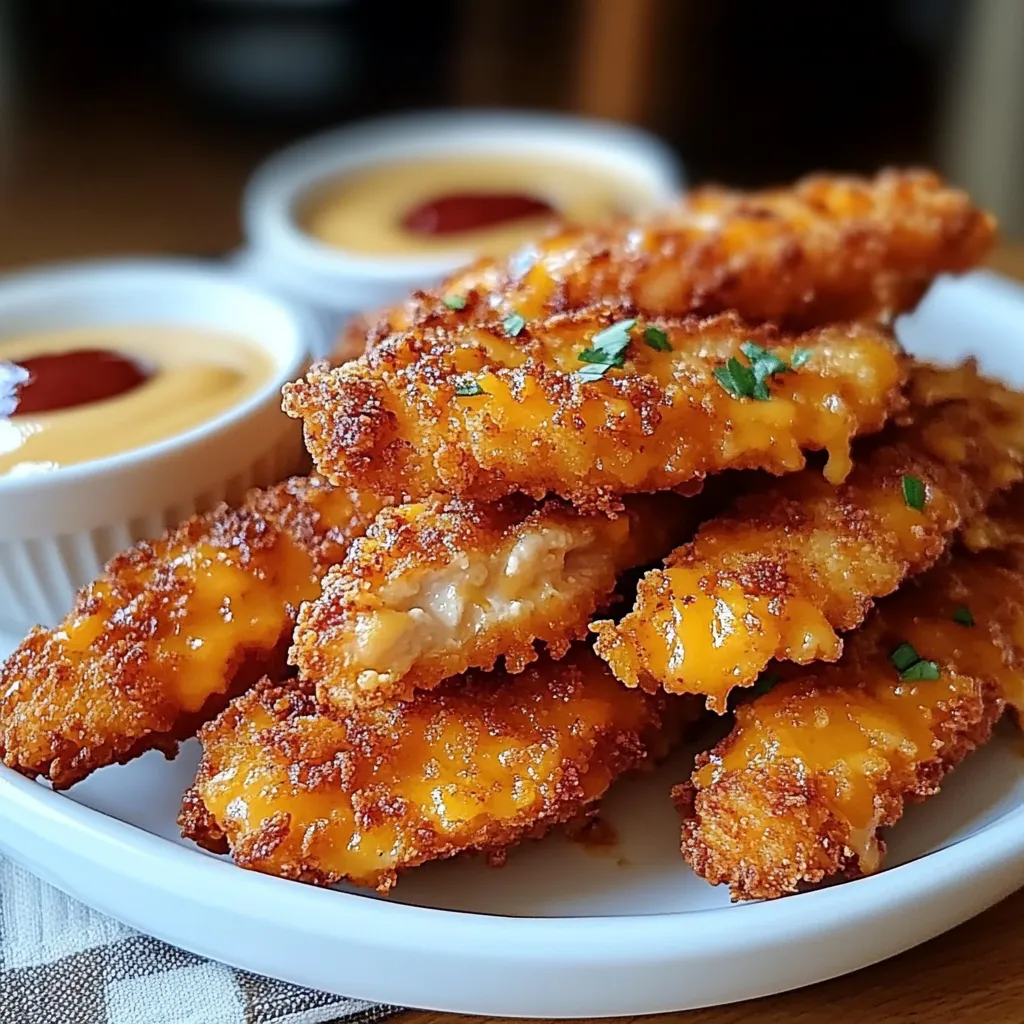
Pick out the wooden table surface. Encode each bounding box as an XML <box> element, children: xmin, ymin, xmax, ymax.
<box><xmin>0</xmin><ymin>106</ymin><xmax>1021</xmax><ymax>1022</ymax></box>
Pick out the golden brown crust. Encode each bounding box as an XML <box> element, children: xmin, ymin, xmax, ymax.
<box><xmin>593</xmin><ymin>364</ymin><xmax>1024</xmax><ymax>710</ymax></box>
<box><xmin>679</xmin><ymin>530</ymin><xmax>1024</xmax><ymax>901</ymax></box>
<box><xmin>338</xmin><ymin>169</ymin><xmax>992</xmax><ymax>352</ymax></box>
<box><xmin>286</xmin><ymin>308</ymin><xmax>906</xmax><ymax>510</ymax></box>
<box><xmin>180</xmin><ymin>647</ymin><xmax>700</xmax><ymax>892</ymax></box>
<box><xmin>290</xmin><ymin>491</ymin><xmax>698</xmax><ymax>712</ymax></box>
<box><xmin>0</xmin><ymin>477</ymin><xmax>385</xmax><ymax>788</ymax></box>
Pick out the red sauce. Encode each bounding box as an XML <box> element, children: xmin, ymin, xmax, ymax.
<box><xmin>401</xmin><ymin>192</ymin><xmax>555</xmax><ymax>236</ymax></box>
<box><xmin>2</xmin><ymin>349</ymin><xmax>150</xmax><ymax>417</ymax></box>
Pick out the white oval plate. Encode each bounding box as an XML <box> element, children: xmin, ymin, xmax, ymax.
<box><xmin>1</xmin><ymin>271</ymin><xmax>1023</xmax><ymax>1017</ymax></box>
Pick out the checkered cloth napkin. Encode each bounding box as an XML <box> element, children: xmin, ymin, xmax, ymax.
<box><xmin>0</xmin><ymin>858</ymin><xmax>401</xmax><ymax>1024</ymax></box>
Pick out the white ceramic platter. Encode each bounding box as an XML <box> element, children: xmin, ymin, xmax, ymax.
<box><xmin>1</xmin><ymin>271</ymin><xmax>1023</xmax><ymax>1017</ymax></box>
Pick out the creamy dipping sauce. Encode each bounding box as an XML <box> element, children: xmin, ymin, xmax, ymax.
<box><xmin>0</xmin><ymin>325</ymin><xmax>274</xmax><ymax>478</ymax></box>
<box><xmin>299</xmin><ymin>156</ymin><xmax>652</xmax><ymax>257</ymax></box>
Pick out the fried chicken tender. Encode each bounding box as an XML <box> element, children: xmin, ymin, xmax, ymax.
<box><xmin>343</xmin><ymin>169</ymin><xmax>992</xmax><ymax>353</ymax></box>
<box><xmin>678</xmin><ymin>527</ymin><xmax>1024</xmax><ymax>901</ymax></box>
<box><xmin>180</xmin><ymin>647</ymin><xmax>694</xmax><ymax>892</ymax></box>
<box><xmin>592</xmin><ymin>364</ymin><xmax>1024</xmax><ymax>711</ymax></box>
<box><xmin>0</xmin><ymin>478</ymin><xmax>384</xmax><ymax>788</ymax></box>
<box><xmin>286</xmin><ymin>309</ymin><xmax>905</xmax><ymax>510</ymax></box>
<box><xmin>291</xmin><ymin>492</ymin><xmax>696</xmax><ymax>713</ymax></box>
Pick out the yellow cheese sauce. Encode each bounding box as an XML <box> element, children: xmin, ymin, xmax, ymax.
<box><xmin>0</xmin><ymin>325</ymin><xmax>274</xmax><ymax>477</ymax></box>
<box><xmin>298</xmin><ymin>156</ymin><xmax>654</xmax><ymax>257</ymax></box>
<box><xmin>689</xmin><ymin>549</ymin><xmax>1024</xmax><ymax>881</ymax></box>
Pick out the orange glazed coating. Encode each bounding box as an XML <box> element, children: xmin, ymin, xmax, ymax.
<box><xmin>0</xmin><ymin>477</ymin><xmax>384</xmax><ymax>788</ymax></box>
<box><xmin>180</xmin><ymin>647</ymin><xmax>695</xmax><ymax>892</ymax></box>
<box><xmin>340</xmin><ymin>168</ymin><xmax>993</xmax><ymax>354</ymax></box>
<box><xmin>286</xmin><ymin>308</ymin><xmax>905</xmax><ymax>510</ymax></box>
<box><xmin>678</xmin><ymin>533</ymin><xmax>1024</xmax><ymax>902</ymax></box>
<box><xmin>592</xmin><ymin>364</ymin><xmax>1024</xmax><ymax>711</ymax></box>
<box><xmin>291</xmin><ymin>492</ymin><xmax>697</xmax><ymax>713</ymax></box>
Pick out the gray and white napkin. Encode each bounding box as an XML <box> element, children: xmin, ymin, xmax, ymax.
<box><xmin>0</xmin><ymin>858</ymin><xmax>401</xmax><ymax>1024</ymax></box>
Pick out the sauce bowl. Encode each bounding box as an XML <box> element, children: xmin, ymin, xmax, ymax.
<box><xmin>236</xmin><ymin>110</ymin><xmax>684</xmax><ymax>355</ymax></box>
<box><xmin>0</xmin><ymin>260</ymin><xmax>313</xmax><ymax>630</ymax></box>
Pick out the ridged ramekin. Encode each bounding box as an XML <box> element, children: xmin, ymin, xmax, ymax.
<box><xmin>0</xmin><ymin>260</ymin><xmax>313</xmax><ymax>632</ymax></box>
<box><xmin>236</xmin><ymin>109</ymin><xmax>685</xmax><ymax>355</ymax></box>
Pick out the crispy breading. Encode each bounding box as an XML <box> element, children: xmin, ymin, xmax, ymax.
<box><xmin>592</xmin><ymin>364</ymin><xmax>1024</xmax><ymax>711</ymax></box>
<box><xmin>286</xmin><ymin>309</ymin><xmax>905</xmax><ymax>511</ymax></box>
<box><xmin>677</xmin><ymin>529</ymin><xmax>1024</xmax><ymax>902</ymax></box>
<box><xmin>291</xmin><ymin>492</ymin><xmax>697</xmax><ymax>713</ymax></box>
<box><xmin>180</xmin><ymin>647</ymin><xmax>697</xmax><ymax>892</ymax></box>
<box><xmin>959</xmin><ymin>486</ymin><xmax>1024</xmax><ymax>553</ymax></box>
<box><xmin>339</xmin><ymin>169</ymin><xmax>992</xmax><ymax>356</ymax></box>
<box><xmin>0</xmin><ymin>477</ymin><xmax>384</xmax><ymax>788</ymax></box>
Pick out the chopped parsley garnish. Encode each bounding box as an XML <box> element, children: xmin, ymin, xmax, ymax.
<box><xmin>714</xmin><ymin>357</ymin><xmax>761</xmax><ymax>400</ymax></box>
<box><xmin>740</xmin><ymin>341</ymin><xmax>790</xmax><ymax>378</ymax></box>
<box><xmin>751</xmin><ymin>672</ymin><xmax>781</xmax><ymax>696</ymax></box>
<box><xmin>576</xmin><ymin>318</ymin><xmax>637</xmax><ymax>382</ymax></box>
<box><xmin>899</xmin><ymin>659</ymin><xmax>941</xmax><ymax>682</ymax></box>
<box><xmin>588</xmin><ymin>318</ymin><xmax>636</xmax><ymax>359</ymax></box>
<box><xmin>443</xmin><ymin>294</ymin><xmax>467</xmax><ymax>310</ymax></box>
<box><xmin>643</xmin><ymin>325</ymin><xmax>672</xmax><ymax>351</ymax></box>
<box><xmin>902</xmin><ymin>474</ymin><xmax>926</xmax><ymax>511</ymax></box>
<box><xmin>578</xmin><ymin>348</ymin><xmax>626</xmax><ymax>367</ymax></box>
<box><xmin>576</xmin><ymin>361</ymin><xmax>614</xmax><ymax>383</ymax></box>
<box><xmin>791</xmin><ymin>348</ymin><xmax>812</xmax><ymax>368</ymax></box>
<box><xmin>952</xmin><ymin>605</ymin><xmax>975</xmax><ymax>627</ymax></box>
<box><xmin>715</xmin><ymin>341</ymin><xmax>795</xmax><ymax>401</ymax></box>
<box><xmin>503</xmin><ymin>311</ymin><xmax>526</xmax><ymax>337</ymax></box>
<box><xmin>890</xmin><ymin>642</ymin><xmax>921</xmax><ymax>673</ymax></box>
<box><xmin>890</xmin><ymin>641</ymin><xmax>940</xmax><ymax>681</ymax></box>
<box><xmin>454</xmin><ymin>379</ymin><xmax>486</xmax><ymax>397</ymax></box>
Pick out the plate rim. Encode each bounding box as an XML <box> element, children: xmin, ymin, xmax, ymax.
<box><xmin>1</xmin><ymin>757</ymin><xmax>1022</xmax><ymax>1015</ymax></box>
<box><xmin>1</xmin><ymin>759</ymin><xmax>1022</xmax><ymax>947</ymax></box>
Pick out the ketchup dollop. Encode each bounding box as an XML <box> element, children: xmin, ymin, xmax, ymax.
<box><xmin>401</xmin><ymin>192</ymin><xmax>555</xmax><ymax>236</ymax></box>
<box><xmin>1</xmin><ymin>349</ymin><xmax>150</xmax><ymax>417</ymax></box>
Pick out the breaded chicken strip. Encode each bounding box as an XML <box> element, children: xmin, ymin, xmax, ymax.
<box><xmin>180</xmin><ymin>647</ymin><xmax>695</xmax><ymax>892</ymax></box>
<box><xmin>0</xmin><ymin>478</ymin><xmax>384</xmax><ymax>788</ymax></box>
<box><xmin>593</xmin><ymin>365</ymin><xmax>1024</xmax><ymax>711</ymax></box>
<box><xmin>292</xmin><ymin>492</ymin><xmax>696</xmax><ymax>712</ymax></box>
<box><xmin>678</xmin><ymin>532</ymin><xmax>1024</xmax><ymax>901</ymax></box>
<box><xmin>286</xmin><ymin>309</ymin><xmax>905</xmax><ymax>510</ymax></box>
<box><xmin>346</xmin><ymin>170</ymin><xmax>992</xmax><ymax>350</ymax></box>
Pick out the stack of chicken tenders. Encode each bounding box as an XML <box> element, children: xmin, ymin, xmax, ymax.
<box><xmin>3</xmin><ymin>169</ymin><xmax>1022</xmax><ymax>901</ymax></box>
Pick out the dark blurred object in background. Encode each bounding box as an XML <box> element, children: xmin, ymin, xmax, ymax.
<box><xmin>2</xmin><ymin>0</ymin><xmax>1018</xmax><ymax>270</ymax></box>
<box><xmin>12</xmin><ymin>0</ymin><xmax>456</xmax><ymax>125</ymax></box>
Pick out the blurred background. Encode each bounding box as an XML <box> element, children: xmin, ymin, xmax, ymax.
<box><xmin>1</xmin><ymin>0</ymin><xmax>1021</xmax><ymax>270</ymax></box>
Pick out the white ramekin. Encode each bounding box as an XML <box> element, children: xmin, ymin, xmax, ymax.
<box><xmin>0</xmin><ymin>259</ymin><xmax>313</xmax><ymax>631</ymax></box>
<box><xmin>236</xmin><ymin>110</ymin><xmax>685</xmax><ymax>354</ymax></box>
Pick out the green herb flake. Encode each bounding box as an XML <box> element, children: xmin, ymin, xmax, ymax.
<box><xmin>716</xmin><ymin>341</ymin><xmax>794</xmax><ymax>401</ymax></box>
<box><xmin>714</xmin><ymin>357</ymin><xmax>759</xmax><ymax>399</ymax></box>
<box><xmin>576</xmin><ymin>362</ymin><xmax>613</xmax><ymax>383</ymax></box>
<box><xmin>643</xmin><ymin>325</ymin><xmax>672</xmax><ymax>352</ymax></box>
<box><xmin>576</xmin><ymin>318</ymin><xmax>637</xmax><ymax>381</ymax></box>
<box><xmin>578</xmin><ymin>348</ymin><xmax>626</xmax><ymax>367</ymax></box>
<box><xmin>952</xmin><ymin>605</ymin><xmax>975</xmax><ymax>627</ymax></box>
<box><xmin>454</xmin><ymin>379</ymin><xmax>486</xmax><ymax>397</ymax></box>
<box><xmin>902</xmin><ymin>474</ymin><xmax>926</xmax><ymax>511</ymax></box>
<box><xmin>890</xmin><ymin>642</ymin><xmax>921</xmax><ymax>673</ymax></box>
<box><xmin>900</xmin><ymin>659</ymin><xmax>941</xmax><ymax>682</ymax></box>
<box><xmin>751</xmin><ymin>672</ymin><xmax>781</xmax><ymax>696</ymax></box>
<box><xmin>791</xmin><ymin>348</ymin><xmax>812</xmax><ymax>368</ymax></box>
<box><xmin>589</xmin><ymin>318</ymin><xmax>637</xmax><ymax>359</ymax></box>
<box><xmin>443</xmin><ymin>295</ymin><xmax>467</xmax><ymax>310</ymax></box>
<box><xmin>741</xmin><ymin>341</ymin><xmax>789</xmax><ymax>378</ymax></box>
<box><xmin>503</xmin><ymin>311</ymin><xmax>526</xmax><ymax>337</ymax></box>
<box><xmin>890</xmin><ymin>641</ymin><xmax>941</xmax><ymax>682</ymax></box>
